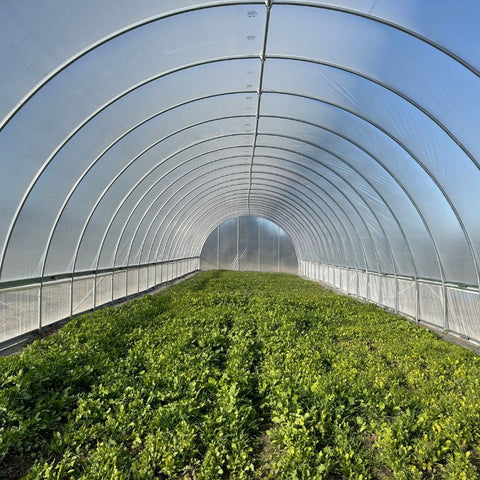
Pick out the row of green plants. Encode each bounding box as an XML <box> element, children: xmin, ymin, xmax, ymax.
<box><xmin>0</xmin><ymin>271</ymin><xmax>479</xmax><ymax>479</ymax></box>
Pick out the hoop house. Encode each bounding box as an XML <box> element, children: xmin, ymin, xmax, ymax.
<box><xmin>0</xmin><ymin>0</ymin><xmax>479</xmax><ymax>346</ymax></box>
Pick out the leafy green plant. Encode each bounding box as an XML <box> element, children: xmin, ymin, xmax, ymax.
<box><xmin>0</xmin><ymin>271</ymin><xmax>479</xmax><ymax>479</ymax></box>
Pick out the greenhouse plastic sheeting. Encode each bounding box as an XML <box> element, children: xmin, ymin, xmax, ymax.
<box><xmin>0</xmin><ymin>1</ymin><xmax>479</xmax><ymax>346</ymax></box>
<box><xmin>201</xmin><ymin>216</ymin><xmax>298</xmax><ymax>273</ymax></box>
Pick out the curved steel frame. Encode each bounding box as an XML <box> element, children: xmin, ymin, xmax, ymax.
<box><xmin>173</xmin><ymin>191</ymin><xmax>310</xmax><ymax>259</ymax></box>
<box><xmin>164</xmin><ymin>189</ymin><xmax>312</xmax><ymax>261</ymax></box>
<box><xmin>148</xmin><ymin>172</ymin><xmax>334</xmax><ymax>262</ymax></box>
<box><xmin>83</xmin><ymin>129</ymin><xmax>369</xmax><ymax>272</ymax></box>
<box><xmin>129</xmin><ymin>163</ymin><xmax>325</xmax><ymax>265</ymax></box>
<box><xmin>152</xmin><ymin>173</ymin><xmax>343</xmax><ymax>263</ymax></box>
<box><xmin>122</xmin><ymin>146</ymin><xmax>365</xmax><ymax>267</ymax></box>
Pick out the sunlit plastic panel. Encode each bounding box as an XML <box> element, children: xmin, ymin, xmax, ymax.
<box><xmin>254</xmin><ymin>136</ymin><xmax>400</xmax><ymax>273</ymax></box>
<box><xmin>95</xmin><ymin>273</ymin><xmax>113</xmax><ymax>307</ymax></box>
<box><xmin>119</xmin><ymin>158</ymin><xmax>253</xmax><ymax>267</ymax></box>
<box><xmin>155</xmin><ymin>264</ymin><xmax>163</xmax><ymax>285</ymax></box>
<box><xmin>167</xmin><ymin>263</ymin><xmax>173</xmax><ymax>282</ymax></box>
<box><xmin>238</xmin><ymin>217</ymin><xmax>259</xmax><ymax>271</ymax></box>
<box><xmin>127</xmin><ymin>270</ymin><xmax>139</xmax><ymax>296</ymax></box>
<box><xmin>138</xmin><ymin>267</ymin><xmax>147</xmax><ymax>292</ymax></box>
<box><xmin>339</xmin><ymin>268</ymin><xmax>348</xmax><ymax>293</ymax></box>
<box><xmin>78</xmin><ymin>136</ymin><xmax>253</xmax><ymax>271</ymax></box>
<box><xmin>201</xmin><ymin>228</ymin><xmax>220</xmax><ymax>270</ymax></box>
<box><xmin>447</xmin><ymin>288</ymin><xmax>480</xmax><ymax>339</ymax></box>
<box><xmin>279</xmin><ymin>228</ymin><xmax>298</xmax><ymax>274</ymax></box>
<box><xmin>331</xmin><ymin>267</ymin><xmax>339</xmax><ymax>288</ymax></box>
<box><xmin>260</xmin><ymin>60</ymin><xmax>479</xmax><ymax>284</ymax></box>
<box><xmin>252</xmin><ymin>160</ymin><xmax>372</xmax><ymax>269</ymax></box>
<box><xmin>328</xmin><ymin>266</ymin><xmax>335</xmax><ymax>285</ymax></box>
<box><xmin>112</xmin><ymin>270</ymin><xmax>127</xmax><ymax>300</ymax></box>
<box><xmin>280</xmin><ymin>0</ymin><xmax>480</xmax><ymax>71</ymax></box>
<box><xmin>418</xmin><ymin>282</ymin><xmax>444</xmax><ymax>327</ymax></box>
<box><xmin>41</xmin><ymin>280</ymin><xmax>71</xmax><ymax>326</ymax></box>
<box><xmin>258</xmin><ymin>218</ymin><xmax>278</xmax><ymax>272</ymax></box>
<box><xmin>0</xmin><ymin>285</ymin><xmax>39</xmax><ymax>343</ymax></box>
<box><xmin>347</xmin><ymin>269</ymin><xmax>357</xmax><ymax>296</ymax></box>
<box><xmin>219</xmin><ymin>218</ymin><xmax>238</xmax><ymax>270</ymax></box>
<box><xmin>357</xmin><ymin>271</ymin><xmax>368</xmax><ymax>298</ymax></box>
<box><xmin>201</xmin><ymin>216</ymin><xmax>297</xmax><ymax>273</ymax></box>
<box><xmin>0</xmin><ymin>4</ymin><xmax>264</xmax><ymax>280</ymax></box>
<box><xmin>381</xmin><ymin>276</ymin><xmax>397</xmax><ymax>310</ymax></box>
<box><xmin>197</xmin><ymin>208</ymin><xmax>302</xmax><ymax>269</ymax></box>
<box><xmin>367</xmin><ymin>273</ymin><xmax>380</xmax><ymax>303</ymax></box>
<box><xmin>134</xmin><ymin>171</ymin><xmax>251</xmax><ymax>265</ymax></box>
<box><xmin>72</xmin><ymin>276</ymin><xmax>95</xmax><ymax>316</ymax></box>
<box><xmin>148</xmin><ymin>266</ymin><xmax>156</xmax><ymax>289</ymax></box>
<box><xmin>397</xmin><ymin>278</ymin><xmax>417</xmax><ymax>318</ymax></box>
<box><xmin>268</xmin><ymin>5</ymin><xmax>480</xmax><ymax>161</ymax></box>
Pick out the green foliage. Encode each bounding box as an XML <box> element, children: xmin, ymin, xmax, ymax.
<box><xmin>0</xmin><ymin>271</ymin><xmax>479</xmax><ymax>479</ymax></box>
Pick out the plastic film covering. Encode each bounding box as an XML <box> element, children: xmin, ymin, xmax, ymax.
<box><xmin>1</xmin><ymin>1</ymin><xmax>480</xmax><ymax>345</ymax></box>
<box><xmin>0</xmin><ymin>260</ymin><xmax>199</xmax><ymax>346</ymax></box>
<box><xmin>368</xmin><ymin>274</ymin><xmax>381</xmax><ymax>305</ymax></box>
<box><xmin>397</xmin><ymin>279</ymin><xmax>418</xmax><ymax>319</ymax></box>
<box><xmin>418</xmin><ymin>282</ymin><xmax>444</xmax><ymax>328</ymax></box>
<box><xmin>155</xmin><ymin>264</ymin><xmax>163</xmax><ymax>285</ymax></box>
<box><xmin>201</xmin><ymin>216</ymin><xmax>298</xmax><ymax>273</ymax></box>
<box><xmin>41</xmin><ymin>281</ymin><xmax>71</xmax><ymax>327</ymax></box>
<box><xmin>0</xmin><ymin>285</ymin><xmax>39</xmax><ymax>343</ymax></box>
<box><xmin>113</xmin><ymin>271</ymin><xmax>127</xmax><ymax>301</ymax></box>
<box><xmin>95</xmin><ymin>273</ymin><xmax>113</xmax><ymax>307</ymax></box>
<box><xmin>447</xmin><ymin>288</ymin><xmax>480</xmax><ymax>339</ymax></box>
<box><xmin>347</xmin><ymin>269</ymin><xmax>357</xmax><ymax>297</ymax></box>
<box><xmin>357</xmin><ymin>272</ymin><xmax>368</xmax><ymax>299</ymax></box>
<box><xmin>148</xmin><ymin>266</ymin><xmax>156</xmax><ymax>289</ymax></box>
<box><xmin>127</xmin><ymin>270</ymin><xmax>139</xmax><ymax>296</ymax></box>
<box><xmin>381</xmin><ymin>276</ymin><xmax>397</xmax><ymax>311</ymax></box>
<box><xmin>72</xmin><ymin>276</ymin><xmax>95</xmax><ymax>316</ymax></box>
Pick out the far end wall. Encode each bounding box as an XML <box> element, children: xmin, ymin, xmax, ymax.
<box><xmin>200</xmin><ymin>216</ymin><xmax>298</xmax><ymax>274</ymax></box>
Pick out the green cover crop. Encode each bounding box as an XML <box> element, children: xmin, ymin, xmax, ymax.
<box><xmin>0</xmin><ymin>271</ymin><xmax>479</xmax><ymax>479</ymax></box>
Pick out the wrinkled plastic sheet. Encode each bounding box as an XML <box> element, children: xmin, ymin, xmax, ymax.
<box><xmin>95</xmin><ymin>273</ymin><xmax>112</xmax><ymax>307</ymax></box>
<box><xmin>0</xmin><ymin>284</ymin><xmax>39</xmax><ymax>343</ymax></box>
<box><xmin>418</xmin><ymin>282</ymin><xmax>444</xmax><ymax>327</ymax></box>
<box><xmin>368</xmin><ymin>274</ymin><xmax>381</xmax><ymax>304</ymax></box>
<box><xmin>113</xmin><ymin>270</ymin><xmax>127</xmax><ymax>300</ymax></box>
<box><xmin>381</xmin><ymin>276</ymin><xmax>397</xmax><ymax>310</ymax></box>
<box><xmin>42</xmin><ymin>280</ymin><xmax>71</xmax><ymax>326</ymax></box>
<box><xmin>447</xmin><ymin>287</ymin><xmax>480</xmax><ymax>339</ymax></box>
<box><xmin>72</xmin><ymin>276</ymin><xmax>95</xmax><ymax>315</ymax></box>
<box><xmin>397</xmin><ymin>278</ymin><xmax>417</xmax><ymax>318</ymax></box>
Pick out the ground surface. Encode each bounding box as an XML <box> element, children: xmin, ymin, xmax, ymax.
<box><xmin>0</xmin><ymin>271</ymin><xmax>479</xmax><ymax>479</ymax></box>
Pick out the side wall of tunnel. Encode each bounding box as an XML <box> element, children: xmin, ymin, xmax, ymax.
<box><xmin>300</xmin><ymin>261</ymin><xmax>480</xmax><ymax>345</ymax></box>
